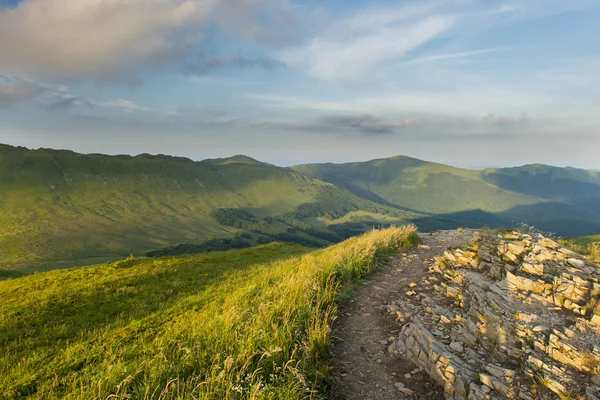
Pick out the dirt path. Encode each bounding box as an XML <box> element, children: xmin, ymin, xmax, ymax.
<box><xmin>330</xmin><ymin>230</ymin><xmax>474</xmax><ymax>400</ymax></box>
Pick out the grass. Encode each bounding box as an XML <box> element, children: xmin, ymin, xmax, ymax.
<box><xmin>592</xmin><ymin>243</ymin><xmax>600</xmax><ymax>262</ymax></box>
<box><xmin>292</xmin><ymin>156</ymin><xmax>541</xmax><ymax>215</ymax></box>
<box><xmin>560</xmin><ymin>235</ymin><xmax>600</xmax><ymax>262</ymax></box>
<box><xmin>574</xmin><ymin>235</ymin><xmax>600</xmax><ymax>262</ymax></box>
<box><xmin>0</xmin><ymin>270</ymin><xmax>27</xmax><ymax>281</ymax></box>
<box><xmin>5</xmin><ymin>143</ymin><xmax>599</xmax><ymax>273</ymax></box>
<box><xmin>0</xmin><ymin>144</ymin><xmax>403</xmax><ymax>273</ymax></box>
<box><xmin>293</xmin><ymin>156</ymin><xmax>600</xmax><ymax>237</ymax></box>
<box><xmin>0</xmin><ymin>225</ymin><xmax>418</xmax><ymax>399</ymax></box>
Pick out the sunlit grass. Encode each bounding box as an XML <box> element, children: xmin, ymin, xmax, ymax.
<box><xmin>590</xmin><ymin>242</ymin><xmax>600</xmax><ymax>262</ymax></box>
<box><xmin>560</xmin><ymin>235</ymin><xmax>600</xmax><ymax>263</ymax></box>
<box><xmin>1</xmin><ymin>145</ymin><xmax>402</xmax><ymax>273</ymax></box>
<box><xmin>0</xmin><ymin>225</ymin><xmax>418</xmax><ymax>399</ymax></box>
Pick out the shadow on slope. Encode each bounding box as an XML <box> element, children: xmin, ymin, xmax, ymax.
<box><xmin>410</xmin><ymin>201</ymin><xmax>600</xmax><ymax>237</ymax></box>
<box><xmin>483</xmin><ymin>170</ymin><xmax>600</xmax><ymax>205</ymax></box>
<box><xmin>0</xmin><ymin>270</ymin><xmax>27</xmax><ymax>281</ymax></box>
<box><xmin>312</xmin><ymin>174</ymin><xmax>430</xmax><ymax>215</ymax></box>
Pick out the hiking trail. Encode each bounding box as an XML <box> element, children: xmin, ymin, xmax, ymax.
<box><xmin>331</xmin><ymin>230</ymin><xmax>473</xmax><ymax>400</ymax></box>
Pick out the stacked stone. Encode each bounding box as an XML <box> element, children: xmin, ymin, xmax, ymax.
<box><xmin>388</xmin><ymin>230</ymin><xmax>600</xmax><ymax>399</ymax></box>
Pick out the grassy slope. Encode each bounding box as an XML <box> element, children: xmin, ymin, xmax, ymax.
<box><xmin>571</xmin><ymin>235</ymin><xmax>600</xmax><ymax>246</ymax></box>
<box><xmin>0</xmin><ymin>226</ymin><xmax>418</xmax><ymax>399</ymax></box>
<box><xmin>560</xmin><ymin>235</ymin><xmax>600</xmax><ymax>262</ymax></box>
<box><xmin>292</xmin><ymin>156</ymin><xmax>539</xmax><ymax>214</ymax></box>
<box><xmin>293</xmin><ymin>156</ymin><xmax>600</xmax><ymax>236</ymax></box>
<box><xmin>4</xmin><ymin>145</ymin><xmax>600</xmax><ymax>272</ymax></box>
<box><xmin>0</xmin><ymin>145</ymin><xmax>407</xmax><ymax>272</ymax></box>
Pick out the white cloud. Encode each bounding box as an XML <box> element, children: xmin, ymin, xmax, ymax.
<box><xmin>33</xmin><ymin>86</ymin><xmax>179</xmax><ymax>115</ymax></box>
<box><xmin>0</xmin><ymin>77</ymin><xmax>45</xmax><ymax>106</ymax></box>
<box><xmin>94</xmin><ymin>98</ymin><xmax>179</xmax><ymax>116</ymax></box>
<box><xmin>0</xmin><ymin>0</ymin><xmax>215</xmax><ymax>80</ymax></box>
<box><xmin>250</xmin><ymin>56</ymin><xmax>600</xmax><ymax>134</ymax></box>
<box><xmin>0</xmin><ymin>0</ymin><xmax>594</xmax><ymax>83</ymax></box>
<box><xmin>402</xmin><ymin>48</ymin><xmax>510</xmax><ymax>66</ymax></box>
<box><xmin>280</xmin><ymin>4</ymin><xmax>456</xmax><ymax>82</ymax></box>
<box><xmin>98</xmin><ymin>99</ymin><xmax>155</xmax><ymax>113</ymax></box>
<box><xmin>279</xmin><ymin>0</ymin><xmax>598</xmax><ymax>83</ymax></box>
<box><xmin>0</xmin><ymin>0</ymin><xmax>298</xmax><ymax>80</ymax></box>
<box><xmin>247</xmin><ymin>94</ymin><xmax>353</xmax><ymax>112</ymax></box>
<box><xmin>0</xmin><ymin>75</ymin><xmax>67</xmax><ymax>106</ymax></box>
<box><xmin>251</xmin><ymin>85</ymin><xmax>549</xmax><ymax>118</ymax></box>
<box><xmin>491</xmin><ymin>0</ymin><xmax>598</xmax><ymax>20</ymax></box>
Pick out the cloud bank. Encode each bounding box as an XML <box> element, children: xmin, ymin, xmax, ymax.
<box><xmin>0</xmin><ymin>0</ymin><xmax>298</xmax><ymax>81</ymax></box>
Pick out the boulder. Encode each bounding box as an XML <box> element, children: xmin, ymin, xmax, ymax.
<box><xmin>538</xmin><ymin>238</ymin><xmax>559</xmax><ymax>249</ymax></box>
<box><xmin>567</xmin><ymin>258</ymin><xmax>585</xmax><ymax>269</ymax></box>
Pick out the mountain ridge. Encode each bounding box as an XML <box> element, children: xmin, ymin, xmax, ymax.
<box><xmin>0</xmin><ymin>144</ymin><xmax>411</xmax><ymax>272</ymax></box>
<box><xmin>292</xmin><ymin>155</ymin><xmax>600</xmax><ymax>236</ymax></box>
<box><xmin>1</xmin><ymin>143</ymin><xmax>600</xmax><ymax>273</ymax></box>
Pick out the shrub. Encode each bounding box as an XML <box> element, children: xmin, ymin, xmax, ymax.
<box><xmin>211</xmin><ymin>208</ymin><xmax>280</xmax><ymax>235</ymax></box>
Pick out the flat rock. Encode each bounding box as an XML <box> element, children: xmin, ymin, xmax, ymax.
<box><xmin>507</xmin><ymin>243</ymin><xmax>526</xmax><ymax>255</ymax></box>
<box><xmin>450</xmin><ymin>341</ymin><xmax>464</xmax><ymax>352</ymax></box>
<box><xmin>567</xmin><ymin>258</ymin><xmax>585</xmax><ymax>268</ymax></box>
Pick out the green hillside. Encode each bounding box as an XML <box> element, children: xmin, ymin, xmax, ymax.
<box><xmin>0</xmin><ymin>145</ymin><xmax>409</xmax><ymax>273</ymax></box>
<box><xmin>2</xmin><ymin>144</ymin><xmax>599</xmax><ymax>273</ymax></box>
<box><xmin>571</xmin><ymin>234</ymin><xmax>600</xmax><ymax>246</ymax></box>
<box><xmin>563</xmin><ymin>234</ymin><xmax>600</xmax><ymax>262</ymax></box>
<box><xmin>0</xmin><ymin>226</ymin><xmax>418</xmax><ymax>399</ymax></box>
<box><xmin>293</xmin><ymin>156</ymin><xmax>600</xmax><ymax>236</ymax></box>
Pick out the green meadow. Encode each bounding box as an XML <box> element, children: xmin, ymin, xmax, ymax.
<box><xmin>0</xmin><ymin>226</ymin><xmax>418</xmax><ymax>399</ymax></box>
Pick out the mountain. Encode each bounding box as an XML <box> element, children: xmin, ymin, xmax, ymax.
<box><xmin>201</xmin><ymin>154</ymin><xmax>269</xmax><ymax>166</ymax></box>
<box><xmin>292</xmin><ymin>156</ymin><xmax>600</xmax><ymax>236</ymax></box>
<box><xmin>0</xmin><ymin>145</ymin><xmax>409</xmax><ymax>272</ymax></box>
<box><xmin>2</xmin><ymin>144</ymin><xmax>599</xmax><ymax>273</ymax></box>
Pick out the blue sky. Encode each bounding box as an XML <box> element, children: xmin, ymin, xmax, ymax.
<box><xmin>0</xmin><ymin>0</ymin><xmax>599</xmax><ymax>168</ymax></box>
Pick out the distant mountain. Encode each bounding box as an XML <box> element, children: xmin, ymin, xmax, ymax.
<box><xmin>293</xmin><ymin>157</ymin><xmax>600</xmax><ymax>237</ymax></box>
<box><xmin>0</xmin><ymin>145</ymin><xmax>409</xmax><ymax>272</ymax></box>
<box><xmin>200</xmin><ymin>154</ymin><xmax>268</xmax><ymax>166</ymax></box>
<box><xmin>2</xmin><ymin>144</ymin><xmax>599</xmax><ymax>273</ymax></box>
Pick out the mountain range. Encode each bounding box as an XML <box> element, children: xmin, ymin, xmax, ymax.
<box><xmin>1</xmin><ymin>143</ymin><xmax>599</xmax><ymax>273</ymax></box>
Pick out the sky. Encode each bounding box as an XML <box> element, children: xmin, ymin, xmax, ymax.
<box><xmin>0</xmin><ymin>0</ymin><xmax>599</xmax><ymax>168</ymax></box>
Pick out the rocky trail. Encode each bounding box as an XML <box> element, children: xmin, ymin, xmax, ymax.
<box><xmin>331</xmin><ymin>229</ymin><xmax>600</xmax><ymax>400</ymax></box>
<box><xmin>331</xmin><ymin>230</ymin><xmax>472</xmax><ymax>399</ymax></box>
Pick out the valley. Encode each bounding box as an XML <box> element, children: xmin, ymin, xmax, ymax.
<box><xmin>2</xmin><ymin>144</ymin><xmax>600</xmax><ymax>274</ymax></box>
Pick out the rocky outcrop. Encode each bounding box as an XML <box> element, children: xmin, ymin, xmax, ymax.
<box><xmin>387</xmin><ymin>230</ymin><xmax>600</xmax><ymax>399</ymax></box>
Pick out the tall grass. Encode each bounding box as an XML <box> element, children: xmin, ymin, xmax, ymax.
<box><xmin>560</xmin><ymin>237</ymin><xmax>600</xmax><ymax>262</ymax></box>
<box><xmin>590</xmin><ymin>242</ymin><xmax>600</xmax><ymax>262</ymax></box>
<box><xmin>0</xmin><ymin>225</ymin><xmax>418</xmax><ymax>399</ymax></box>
